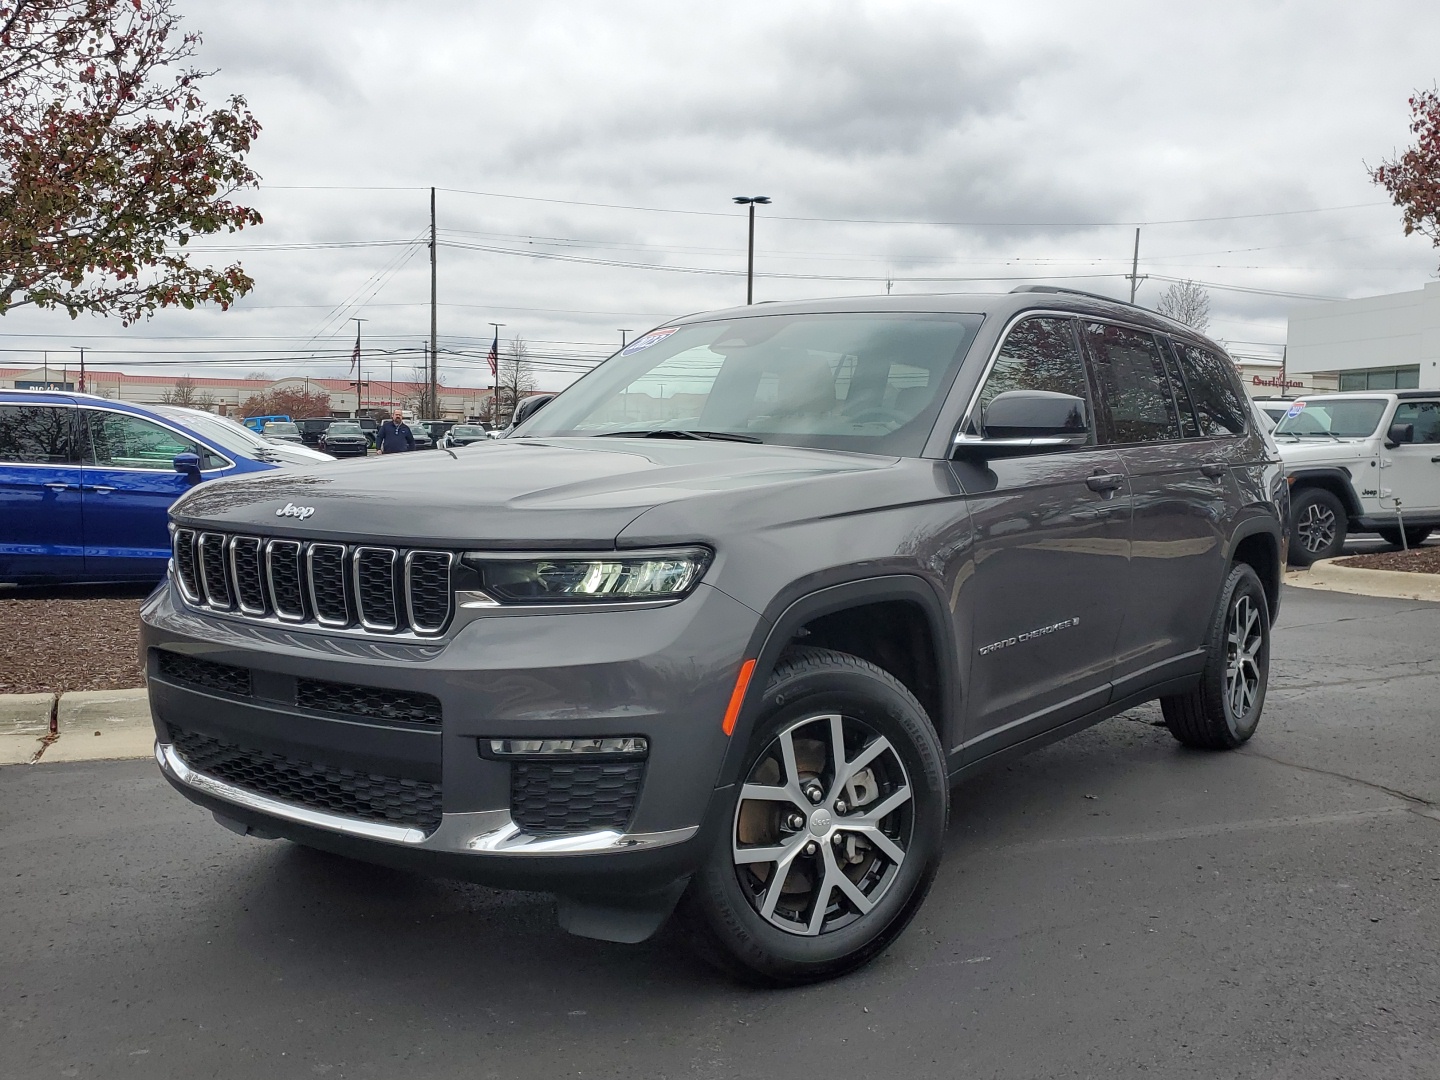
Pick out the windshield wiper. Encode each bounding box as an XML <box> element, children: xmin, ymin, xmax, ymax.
<box><xmin>593</xmin><ymin>429</ymin><xmax>763</xmax><ymax>443</ymax></box>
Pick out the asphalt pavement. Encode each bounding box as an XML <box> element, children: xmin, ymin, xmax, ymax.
<box><xmin>2</xmin><ymin>586</ymin><xmax>1438</xmax><ymax>1079</ymax></box>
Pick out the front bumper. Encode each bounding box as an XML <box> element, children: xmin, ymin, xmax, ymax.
<box><xmin>141</xmin><ymin>576</ymin><xmax>757</xmax><ymax>892</ymax></box>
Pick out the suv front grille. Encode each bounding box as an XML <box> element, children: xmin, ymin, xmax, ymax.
<box><xmin>155</xmin><ymin>650</ymin><xmax>252</xmax><ymax>697</ymax></box>
<box><xmin>510</xmin><ymin>760</ymin><xmax>646</xmax><ymax>837</ymax></box>
<box><xmin>172</xmin><ymin>530</ymin><xmax>453</xmax><ymax>636</ymax></box>
<box><xmin>169</xmin><ymin>726</ymin><xmax>443</xmax><ymax>831</ymax></box>
<box><xmin>295</xmin><ymin>678</ymin><xmax>442</xmax><ymax>726</ymax></box>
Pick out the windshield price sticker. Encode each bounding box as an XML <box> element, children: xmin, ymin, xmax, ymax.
<box><xmin>1285</xmin><ymin>401</ymin><xmax>1306</xmax><ymax>418</ymax></box>
<box><xmin>620</xmin><ymin>327</ymin><xmax>679</xmax><ymax>355</ymax></box>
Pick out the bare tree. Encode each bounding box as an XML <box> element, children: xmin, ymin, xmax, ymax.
<box><xmin>160</xmin><ymin>375</ymin><xmax>211</xmax><ymax>409</ymax></box>
<box><xmin>406</xmin><ymin>362</ymin><xmax>445</xmax><ymax>418</ymax></box>
<box><xmin>1155</xmin><ymin>280</ymin><xmax>1211</xmax><ymax>333</ymax></box>
<box><xmin>493</xmin><ymin>335</ymin><xmax>535</xmax><ymax>426</ymax></box>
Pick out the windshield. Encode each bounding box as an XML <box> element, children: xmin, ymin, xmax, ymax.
<box><xmin>521</xmin><ymin>312</ymin><xmax>984</xmax><ymax>455</ymax></box>
<box><xmin>152</xmin><ymin>407</ymin><xmax>263</xmax><ymax>457</ymax></box>
<box><xmin>451</xmin><ymin>425</ymin><xmax>484</xmax><ymax>437</ymax></box>
<box><xmin>328</xmin><ymin>423</ymin><xmax>362</xmax><ymax>435</ymax></box>
<box><xmin>1274</xmin><ymin>399</ymin><xmax>1387</xmax><ymax>438</ymax></box>
<box><xmin>264</xmin><ymin>422</ymin><xmax>299</xmax><ymax>435</ymax></box>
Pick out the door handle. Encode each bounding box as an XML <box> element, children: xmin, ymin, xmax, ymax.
<box><xmin>1086</xmin><ymin>472</ymin><xmax>1125</xmax><ymax>493</ymax></box>
<box><xmin>1200</xmin><ymin>462</ymin><xmax>1227</xmax><ymax>479</ymax></box>
<box><xmin>42</xmin><ymin>481</ymin><xmax>73</xmax><ymax>491</ymax></box>
<box><xmin>86</xmin><ymin>485</ymin><xmax>115</xmax><ymax>494</ymax></box>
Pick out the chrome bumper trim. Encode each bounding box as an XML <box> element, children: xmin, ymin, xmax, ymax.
<box><xmin>155</xmin><ymin>742</ymin><xmax>698</xmax><ymax>857</ymax></box>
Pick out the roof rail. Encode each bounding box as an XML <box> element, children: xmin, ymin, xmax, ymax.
<box><xmin>1010</xmin><ymin>284</ymin><xmax>1135</xmax><ymax>307</ymax></box>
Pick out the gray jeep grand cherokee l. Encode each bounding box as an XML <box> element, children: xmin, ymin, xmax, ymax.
<box><xmin>142</xmin><ymin>288</ymin><xmax>1287</xmax><ymax>984</ymax></box>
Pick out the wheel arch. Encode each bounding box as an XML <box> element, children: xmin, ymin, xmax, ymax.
<box><xmin>1287</xmin><ymin>468</ymin><xmax>1362</xmax><ymax>519</ymax></box>
<box><xmin>1225</xmin><ymin>517</ymin><xmax>1283</xmax><ymax>623</ymax></box>
<box><xmin>716</xmin><ymin>574</ymin><xmax>958</xmax><ymax>787</ymax></box>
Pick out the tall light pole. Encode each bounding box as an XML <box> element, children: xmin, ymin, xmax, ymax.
<box><xmin>732</xmin><ymin>196</ymin><xmax>770</xmax><ymax>305</ymax></box>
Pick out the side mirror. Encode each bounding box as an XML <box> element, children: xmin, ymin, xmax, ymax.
<box><xmin>513</xmin><ymin>393</ymin><xmax>555</xmax><ymax>426</ymax></box>
<box><xmin>953</xmin><ymin>390</ymin><xmax>1089</xmax><ymax>460</ymax></box>
<box><xmin>172</xmin><ymin>452</ymin><xmax>203</xmax><ymax>486</ymax></box>
<box><xmin>1385</xmin><ymin>422</ymin><xmax>1415</xmax><ymax>448</ymax></box>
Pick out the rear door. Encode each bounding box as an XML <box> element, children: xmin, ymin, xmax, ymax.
<box><xmin>78</xmin><ymin>408</ymin><xmax>227</xmax><ymax>580</ymax></box>
<box><xmin>0</xmin><ymin>402</ymin><xmax>84</xmax><ymax>581</ymax></box>
<box><xmin>1083</xmin><ymin>323</ymin><xmax>1236</xmax><ymax>695</ymax></box>
<box><xmin>955</xmin><ymin>316</ymin><xmax>1133</xmax><ymax>758</ymax></box>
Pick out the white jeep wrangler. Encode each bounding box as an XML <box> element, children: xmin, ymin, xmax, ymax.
<box><xmin>1275</xmin><ymin>391</ymin><xmax>1440</xmax><ymax>564</ymax></box>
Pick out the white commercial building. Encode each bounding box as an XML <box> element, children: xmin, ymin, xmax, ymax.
<box><xmin>1286</xmin><ymin>281</ymin><xmax>1440</xmax><ymax>393</ymax></box>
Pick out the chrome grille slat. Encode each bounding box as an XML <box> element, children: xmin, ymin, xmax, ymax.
<box><xmin>197</xmin><ymin>532</ymin><xmax>233</xmax><ymax>610</ymax></box>
<box><xmin>229</xmin><ymin>536</ymin><xmax>267</xmax><ymax>615</ymax></box>
<box><xmin>173</xmin><ymin>529</ymin><xmax>201</xmax><ymax>603</ymax></box>
<box><xmin>307</xmin><ymin>543</ymin><xmax>350</xmax><ymax>626</ymax></box>
<box><xmin>176</xmin><ymin>531</ymin><xmax>452</xmax><ymax>637</ymax></box>
<box><xmin>353</xmin><ymin>547</ymin><xmax>400</xmax><ymax>631</ymax></box>
<box><xmin>266</xmin><ymin>539</ymin><xmax>307</xmax><ymax>621</ymax></box>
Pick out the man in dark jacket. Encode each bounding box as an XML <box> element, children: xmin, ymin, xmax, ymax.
<box><xmin>377</xmin><ymin>410</ymin><xmax>415</xmax><ymax>454</ymax></box>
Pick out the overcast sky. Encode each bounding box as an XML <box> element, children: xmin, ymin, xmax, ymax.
<box><xmin>6</xmin><ymin>0</ymin><xmax>1440</xmax><ymax>392</ymax></box>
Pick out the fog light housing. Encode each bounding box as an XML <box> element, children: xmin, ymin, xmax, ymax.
<box><xmin>485</xmin><ymin>736</ymin><xmax>648</xmax><ymax>758</ymax></box>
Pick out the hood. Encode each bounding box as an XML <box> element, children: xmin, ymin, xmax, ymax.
<box><xmin>260</xmin><ymin>443</ymin><xmax>336</xmax><ymax>465</ymax></box>
<box><xmin>1275</xmin><ymin>437</ymin><xmax>1374</xmax><ymax>468</ymax></box>
<box><xmin>171</xmin><ymin>437</ymin><xmax>906</xmax><ymax>548</ymax></box>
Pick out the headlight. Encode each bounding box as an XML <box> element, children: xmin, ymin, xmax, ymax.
<box><xmin>461</xmin><ymin>547</ymin><xmax>711</xmax><ymax>605</ymax></box>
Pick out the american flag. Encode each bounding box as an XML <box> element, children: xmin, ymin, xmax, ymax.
<box><xmin>487</xmin><ymin>329</ymin><xmax>499</xmax><ymax>379</ymax></box>
<box><xmin>349</xmin><ymin>333</ymin><xmax>360</xmax><ymax>375</ymax></box>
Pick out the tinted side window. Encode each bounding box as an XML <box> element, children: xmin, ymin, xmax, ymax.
<box><xmin>1083</xmin><ymin>322</ymin><xmax>1180</xmax><ymax>444</ymax></box>
<box><xmin>1172</xmin><ymin>341</ymin><xmax>1248</xmax><ymax>436</ymax></box>
<box><xmin>1392</xmin><ymin>401</ymin><xmax>1440</xmax><ymax>443</ymax></box>
<box><xmin>1160</xmin><ymin>341</ymin><xmax>1202</xmax><ymax>438</ymax></box>
<box><xmin>0</xmin><ymin>405</ymin><xmax>77</xmax><ymax>464</ymax></box>
<box><xmin>84</xmin><ymin>411</ymin><xmax>214</xmax><ymax>470</ymax></box>
<box><xmin>974</xmin><ymin>317</ymin><xmax>1092</xmax><ymax>437</ymax></box>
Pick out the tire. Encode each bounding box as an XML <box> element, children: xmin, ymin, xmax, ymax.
<box><xmin>1161</xmin><ymin>563</ymin><xmax>1270</xmax><ymax>750</ymax></box>
<box><xmin>1376</xmin><ymin>526</ymin><xmax>1432</xmax><ymax>550</ymax></box>
<box><xmin>680</xmin><ymin>646</ymin><xmax>948</xmax><ymax>986</ymax></box>
<box><xmin>1287</xmin><ymin>487</ymin><xmax>1347</xmax><ymax>566</ymax></box>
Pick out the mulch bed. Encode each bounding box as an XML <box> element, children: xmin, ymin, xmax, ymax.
<box><xmin>1335</xmin><ymin>546</ymin><xmax>1440</xmax><ymax>575</ymax></box>
<box><xmin>0</xmin><ymin>598</ymin><xmax>146</xmax><ymax>695</ymax></box>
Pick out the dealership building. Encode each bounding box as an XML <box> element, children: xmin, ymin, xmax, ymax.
<box><xmin>1285</xmin><ymin>280</ymin><xmax>1440</xmax><ymax>393</ymax></box>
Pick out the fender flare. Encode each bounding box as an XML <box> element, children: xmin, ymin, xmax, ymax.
<box><xmin>715</xmin><ymin>572</ymin><xmax>959</xmax><ymax>787</ymax></box>
<box><xmin>1223</xmin><ymin>511</ymin><xmax>1285</xmax><ymax>619</ymax></box>
<box><xmin>1287</xmin><ymin>467</ymin><xmax>1363</xmax><ymax>518</ymax></box>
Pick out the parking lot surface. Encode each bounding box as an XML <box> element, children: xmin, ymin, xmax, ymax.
<box><xmin>2</xmin><ymin>586</ymin><xmax>1437</xmax><ymax>1079</ymax></box>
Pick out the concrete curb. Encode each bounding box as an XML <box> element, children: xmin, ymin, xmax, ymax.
<box><xmin>1286</xmin><ymin>560</ymin><xmax>1440</xmax><ymax>603</ymax></box>
<box><xmin>0</xmin><ymin>687</ymin><xmax>152</xmax><ymax>765</ymax></box>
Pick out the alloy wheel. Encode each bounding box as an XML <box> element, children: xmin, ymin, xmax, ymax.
<box><xmin>1296</xmin><ymin>503</ymin><xmax>1337</xmax><ymax>554</ymax></box>
<box><xmin>1224</xmin><ymin>593</ymin><xmax>1263</xmax><ymax>722</ymax></box>
<box><xmin>732</xmin><ymin>713</ymin><xmax>913</xmax><ymax>936</ymax></box>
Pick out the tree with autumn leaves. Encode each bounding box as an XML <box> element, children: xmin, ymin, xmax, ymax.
<box><xmin>0</xmin><ymin>0</ymin><xmax>261</xmax><ymax>324</ymax></box>
<box><xmin>1370</xmin><ymin>88</ymin><xmax>1440</xmax><ymax>266</ymax></box>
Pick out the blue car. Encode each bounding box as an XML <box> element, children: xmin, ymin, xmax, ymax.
<box><xmin>0</xmin><ymin>390</ymin><xmax>332</xmax><ymax>584</ymax></box>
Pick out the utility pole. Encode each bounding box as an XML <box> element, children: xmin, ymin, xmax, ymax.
<box><xmin>1126</xmin><ymin>227</ymin><xmax>1146</xmax><ymax>303</ymax></box>
<box><xmin>350</xmin><ymin>317</ymin><xmax>367</xmax><ymax>416</ymax></box>
<box><xmin>429</xmin><ymin>187</ymin><xmax>438</xmax><ymax>419</ymax></box>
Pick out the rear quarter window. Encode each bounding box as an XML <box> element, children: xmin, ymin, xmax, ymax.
<box><xmin>1172</xmin><ymin>340</ymin><xmax>1248</xmax><ymax>436</ymax></box>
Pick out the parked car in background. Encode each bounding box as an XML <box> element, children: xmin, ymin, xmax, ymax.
<box><xmin>439</xmin><ymin>423</ymin><xmax>490</xmax><ymax>448</ymax></box>
<box><xmin>1253</xmin><ymin>398</ymin><xmax>1297</xmax><ymax>426</ymax></box>
<box><xmin>418</xmin><ymin>420</ymin><xmax>454</xmax><ymax>446</ymax></box>
<box><xmin>262</xmin><ymin>420</ymin><xmax>304</xmax><ymax>444</ymax></box>
<box><xmin>0</xmin><ymin>391</ymin><xmax>330</xmax><ymax>584</ymax></box>
<box><xmin>357</xmin><ymin>416</ymin><xmax>378</xmax><ymax>449</ymax></box>
<box><xmin>1275</xmin><ymin>391</ymin><xmax>1440</xmax><ymax>563</ymax></box>
<box><xmin>241</xmin><ymin>414</ymin><xmax>290</xmax><ymax>434</ymax></box>
<box><xmin>409</xmin><ymin>423</ymin><xmax>435</xmax><ymax>451</ymax></box>
<box><xmin>318</xmin><ymin>420</ymin><xmax>370</xmax><ymax>457</ymax></box>
<box><xmin>295</xmin><ymin>417</ymin><xmax>336</xmax><ymax>448</ymax></box>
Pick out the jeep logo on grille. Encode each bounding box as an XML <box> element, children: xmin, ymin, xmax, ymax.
<box><xmin>275</xmin><ymin>503</ymin><xmax>316</xmax><ymax>520</ymax></box>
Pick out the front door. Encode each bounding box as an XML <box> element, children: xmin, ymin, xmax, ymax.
<box><xmin>79</xmin><ymin>408</ymin><xmax>215</xmax><ymax>580</ymax></box>
<box><xmin>0</xmin><ymin>403</ymin><xmax>84</xmax><ymax>581</ymax></box>
<box><xmin>954</xmin><ymin>316</ymin><xmax>1132</xmax><ymax>760</ymax></box>
<box><xmin>1385</xmin><ymin>398</ymin><xmax>1440</xmax><ymax>516</ymax></box>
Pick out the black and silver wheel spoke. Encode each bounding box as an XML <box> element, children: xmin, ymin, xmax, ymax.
<box><xmin>732</xmin><ymin>711</ymin><xmax>913</xmax><ymax>937</ymax></box>
<box><xmin>1224</xmin><ymin>595</ymin><xmax>1263</xmax><ymax>721</ymax></box>
<box><xmin>1297</xmin><ymin>504</ymin><xmax>1336</xmax><ymax>553</ymax></box>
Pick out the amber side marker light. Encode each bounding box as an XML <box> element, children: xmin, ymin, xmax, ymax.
<box><xmin>722</xmin><ymin>659</ymin><xmax>757</xmax><ymax>736</ymax></box>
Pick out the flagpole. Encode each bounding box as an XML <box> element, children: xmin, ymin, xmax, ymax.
<box><xmin>350</xmin><ymin>317</ymin><xmax>367</xmax><ymax>417</ymax></box>
<box><xmin>488</xmin><ymin>321</ymin><xmax>504</xmax><ymax>425</ymax></box>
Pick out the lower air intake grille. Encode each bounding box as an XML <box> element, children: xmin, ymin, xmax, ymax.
<box><xmin>169</xmin><ymin>727</ymin><xmax>443</xmax><ymax>831</ymax></box>
<box><xmin>155</xmin><ymin>650</ymin><xmax>252</xmax><ymax>697</ymax></box>
<box><xmin>295</xmin><ymin>678</ymin><xmax>442</xmax><ymax>726</ymax></box>
<box><xmin>510</xmin><ymin>760</ymin><xmax>645</xmax><ymax>837</ymax></box>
